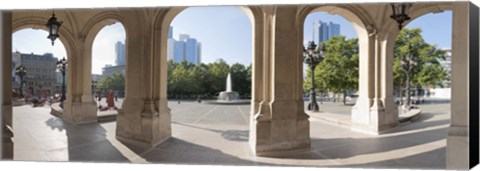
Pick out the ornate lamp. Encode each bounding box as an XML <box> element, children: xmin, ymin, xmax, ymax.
<box><xmin>56</xmin><ymin>57</ymin><xmax>67</xmax><ymax>107</ymax></box>
<box><xmin>303</xmin><ymin>41</ymin><xmax>325</xmax><ymax>112</ymax></box>
<box><xmin>46</xmin><ymin>10</ymin><xmax>63</xmax><ymax>46</ymax></box>
<box><xmin>15</xmin><ymin>65</ymin><xmax>27</xmax><ymax>98</ymax></box>
<box><xmin>390</xmin><ymin>3</ymin><xmax>413</xmax><ymax>30</ymax></box>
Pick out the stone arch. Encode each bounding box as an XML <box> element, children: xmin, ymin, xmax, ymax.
<box><xmin>12</xmin><ymin>15</ymin><xmax>75</xmax><ymax>60</ymax></box>
<box><xmin>296</xmin><ymin>6</ymin><xmax>373</xmax><ymax>104</ymax></box>
<box><xmin>81</xmin><ymin>11</ymin><xmax>127</xmax><ymax>51</ymax></box>
<box><xmin>80</xmin><ymin>11</ymin><xmax>127</xmax><ymax>100</ymax></box>
<box><xmin>152</xmin><ymin>5</ymin><xmax>260</xmax><ymax>110</ymax></box>
<box><xmin>297</xmin><ymin>5</ymin><xmax>372</xmax><ymax>41</ymax></box>
<box><xmin>384</xmin><ymin>3</ymin><xmax>453</xmax><ymax>42</ymax></box>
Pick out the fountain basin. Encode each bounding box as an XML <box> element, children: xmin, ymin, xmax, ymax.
<box><xmin>218</xmin><ymin>91</ymin><xmax>240</xmax><ymax>101</ymax></box>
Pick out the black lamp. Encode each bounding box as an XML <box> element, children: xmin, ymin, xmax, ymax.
<box><xmin>390</xmin><ymin>3</ymin><xmax>413</xmax><ymax>30</ymax></box>
<box><xmin>46</xmin><ymin>10</ymin><xmax>63</xmax><ymax>46</ymax></box>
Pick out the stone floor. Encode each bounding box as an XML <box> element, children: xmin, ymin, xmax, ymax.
<box><xmin>9</xmin><ymin>100</ymin><xmax>451</xmax><ymax>170</ymax></box>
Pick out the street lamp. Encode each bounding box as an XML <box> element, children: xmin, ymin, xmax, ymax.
<box><xmin>46</xmin><ymin>10</ymin><xmax>63</xmax><ymax>46</ymax></box>
<box><xmin>303</xmin><ymin>41</ymin><xmax>325</xmax><ymax>112</ymax></box>
<box><xmin>15</xmin><ymin>65</ymin><xmax>27</xmax><ymax>98</ymax></box>
<box><xmin>92</xmin><ymin>80</ymin><xmax>97</xmax><ymax>98</ymax></box>
<box><xmin>56</xmin><ymin>57</ymin><xmax>67</xmax><ymax>107</ymax></box>
<box><xmin>390</xmin><ymin>3</ymin><xmax>413</xmax><ymax>30</ymax></box>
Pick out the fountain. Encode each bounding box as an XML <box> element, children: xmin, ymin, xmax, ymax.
<box><xmin>205</xmin><ymin>73</ymin><xmax>249</xmax><ymax>105</ymax></box>
<box><xmin>218</xmin><ymin>73</ymin><xmax>240</xmax><ymax>101</ymax></box>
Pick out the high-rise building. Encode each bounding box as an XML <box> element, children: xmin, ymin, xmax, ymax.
<box><xmin>174</xmin><ymin>40</ymin><xmax>186</xmax><ymax>63</ymax></box>
<box><xmin>167</xmin><ymin>38</ymin><xmax>175</xmax><ymax>61</ymax></box>
<box><xmin>313</xmin><ymin>20</ymin><xmax>341</xmax><ymax>43</ymax></box>
<box><xmin>328</xmin><ymin>21</ymin><xmax>341</xmax><ymax>39</ymax></box>
<box><xmin>179</xmin><ymin>34</ymin><xmax>190</xmax><ymax>41</ymax></box>
<box><xmin>168</xmin><ymin>26</ymin><xmax>173</xmax><ymax>39</ymax></box>
<box><xmin>185</xmin><ymin>38</ymin><xmax>199</xmax><ymax>64</ymax></box>
<box><xmin>197</xmin><ymin>43</ymin><xmax>202</xmax><ymax>65</ymax></box>
<box><xmin>169</xmin><ymin>33</ymin><xmax>202</xmax><ymax>64</ymax></box>
<box><xmin>115</xmin><ymin>41</ymin><xmax>126</xmax><ymax>66</ymax></box>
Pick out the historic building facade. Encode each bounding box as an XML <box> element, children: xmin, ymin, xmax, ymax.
<box><xmin>0</xmin><ymin>2</ymin><xmax>478</xmax><ymax>169</ymax></box>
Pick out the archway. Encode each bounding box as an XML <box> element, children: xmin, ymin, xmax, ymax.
<box><xmin>90</xmin><ymin>22</ymin><xmax>126</xmax><ymax>113</ymax></box>
<box><xmin>11</xmin><ymin>27</ymin><xmax>69</xmax><ymax>161</ymax></box>
<box><xmin>302</xmin><ymin>10</ymin><xmax>360</xmax><ymax>113</ymax></box>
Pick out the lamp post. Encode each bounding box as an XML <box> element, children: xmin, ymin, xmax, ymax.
<box><xmin>92</xmin><ymin>80</ymin><xmax>97</xmax><ymax>99</ymax></box>
<box><xmin>46</xmin><ymin>10</ymin><xmax>63</xmax><ymax>46</ymax></box>
<box><xmin>15</xmin><ymin>65</ymin><xmax>27</xmax><ymax>98</ymax></box>
<box><xmin>390</xmin><ymin>3</ymin><xmax>413</xmax><ymax>30</ymax></box>
<box><xmin>57</xmin><ymin>57</ymin><xmax>67</xmax><ymax>107</ymax></box>
<box><xmin>303</xmin><ymin>41</ymin><xmax>325</xmax><ymax>112</ymax></box>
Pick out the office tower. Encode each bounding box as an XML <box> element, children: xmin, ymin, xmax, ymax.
<box><xmin>115</xmin><ymin>41</ymin><xmax>126</xmax><ymax>66</ymax></box>
<box><xmin>179</xmin><ymin>34</ymin><xmax>190</xmax><ymax>41</ymax></box>
<box><xmin>313</xmin><ymin>20</ymin><xmax>341</xmax><ymax>43</ymax></box>
<box><xmin>174</xmin><ymin>40</ymin><xmax>186</xmax><ymax>63</ymax></box>
<box><xmin>185</xmin><ymin>38</ymin><xmax>199</xmax><ymax>64</ymax></box>
<box><xmin>167</xmin><ymin>38</ymin><xmax>175</xmax><ymax>61</ymax></box>
<box><xmin>197</xmin><ymin>43</ymin><xmax>202</xmax><ymax>64</ymax></box>
<box><xmin>168</xmin><ymin>26</ymin><xmax>173</xmax><ymax>39</ymax></box>
<box><xmin>328</xmin><ymin>21</ymin><xmax>341</xmax><ymax>38</ymax></box>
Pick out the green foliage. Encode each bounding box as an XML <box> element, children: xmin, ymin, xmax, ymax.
<box><xmin>97</xmin><ymin>72</ymin><xmax>125</xmax><ymax>92</ymax></box>
<box><xmin>167</xmin><ymin>59</ymin><xmax>252</xmax><ymax>99</ymax></box>
<box><xmin>231</xmin><ymin>63</ymin><xmax>251</xmax><ymax>97</ymax></box>
<box><xmin>304</xmin><ymin>36</ymin><xmax>359</xmax><ymax>104</ymax></box>
<box><xmin>393</xmin><ymin>28</ymin><xmax>447</xmax><ymax>104</ymax></box>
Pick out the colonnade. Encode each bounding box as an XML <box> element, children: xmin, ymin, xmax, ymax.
<box><xmin>0</xmin><ymin>2</ymin><xmax>476</xmax><ymax>169</ymax></box>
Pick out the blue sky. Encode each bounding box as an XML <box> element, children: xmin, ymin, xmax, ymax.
<box><xmin>12</xmin><ymin>7</ymin><xmax>452</xmax><ymax>75</ymax></box>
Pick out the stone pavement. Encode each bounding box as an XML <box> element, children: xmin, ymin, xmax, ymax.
<box><xmin>10</xmin><ymin>101</ymin><xmax>451</xmax><ymax>169</ymax></box>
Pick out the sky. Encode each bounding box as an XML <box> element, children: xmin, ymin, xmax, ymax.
<box><xmin>304</xmin><ymin>10</ymin><xmax>452</xmax><ymax>49</ymax></box>
<box><xmin>12</xmin><ymin>7</ymin><xmax>451</xmax><ymax>75</ymax></box>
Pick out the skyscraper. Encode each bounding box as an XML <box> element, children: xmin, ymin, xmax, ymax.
<box><xmin>169</xmin><ymin>33</ymin><xmax>202</xmax><ymax>64</ymax></box>
<box><xmin>328</xmin><ymin>21</ymin><xmax>341</xmax><ymax>39</ymax></box>
<box><xmin>167</xmin><ymin>38</ymin><xmax>175</xmax><ymax>61</ymax></box>
<box><xmin>174</xmin><ymin>40</ymin><xmax>186</xmax><ymax>63</ymax></box>
<box><xmin>185</xmin><ymin>38</ymin><xmax>199</xmax><ymax>64</ymax></box>
<box><xmin>115</xmin><ymin>41</ymin><xmax>126</xmax><ymax>66</ymax></box>
<box><xmin>179</xmin><ymin>34</ymin><xmax>190</xmax><ymax>41</ymax></box>
<box><xmin>197</xmin><ymin>43</ymin><xmax>202</xmax><ymax>65</ymax></box>
<box><xmin>168</xmin><ymin>26</ymin><xmax>173</xmax><ymax>39</ymax></box>
<box><xmin>313</xmin><ymin>20</ymin><xmax>341</xmax><ymax>43</ymax></box>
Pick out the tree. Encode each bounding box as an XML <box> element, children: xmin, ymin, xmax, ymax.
<box><xmin>393</xmin><ymin>28</ymin><xmax>446</xmax><ymax>107</ymax></box>
<box><xmin>305</xmin><ymin>36</ymin><xmax>359</xmax><ymax>105</ymax></box>
<box><xmin>208</xmin><ymin>60</ymin><xmax>230</xmax><ymax>96</ymax></box>
<box><xmin>230</xmin><ymin>63</ymin><xmax>250</xmax><ymax>97</ymax></box>
<box><xmin>171</xmin><ymin>62</ymin><xmax>193</xmax><ymax>99</ymax></box>
<box><xmin>97</xmin><ymin>72</ymin><xmax>125</xmax><ymax>94</ymax></box>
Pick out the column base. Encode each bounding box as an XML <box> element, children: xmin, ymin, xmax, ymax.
<box><xmin>62</xmin><ymin>97</ymin><xmax>98</xmax><ymax>124</ymax></box>
<box><xmin>351</xmin><ymin>99</ymin><xmax>398</xmax><ymax>135</ymax></box>
<box><xmin>2</xmin><ymin>125</ymin><xmax>13</xmax><ymax>160</ymax></box>
<box><xmin>115</xmin><ymin>98</ymin><xmax>171</xmax><ymax>147</ymax></box>
<box><xmin>249</xmin><ymin>113</ymin><xmax>311</xmax><ymax>156</ymax></box>
<box><xmin>446</xmin><ymin>125</ymin><xmax>469</xmax><ymax>170</ymax></box>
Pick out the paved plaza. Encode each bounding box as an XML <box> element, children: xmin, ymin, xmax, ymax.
<box><xmin>11</xmin><ymin>99</ymin><xmax>450</xmax><ymax>169</ymax></box>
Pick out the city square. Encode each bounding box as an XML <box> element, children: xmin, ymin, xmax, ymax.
<box><xmin>12</xmin><ymin>99</ymin><xmax>450</xmax><ymax>169</ymax></box>
<box><xmin>1</xmin><ymin>1</ymin><xmax>479</xmax><ymax>170</ymax></box>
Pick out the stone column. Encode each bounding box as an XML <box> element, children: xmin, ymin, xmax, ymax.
<box><xmin>250</xmin><ymin>6</ymin><xmax>310</xmax><ymax>156</ymax></box>
<box><xmin>0</xmin><ymin>11</ymin><xmax>14</xmax><ymax>159</ymax></box>
<box><xmin>61</xmin><ymin>36</ymin><xmax>98</xmax><ymax>124</ymax></box>
<box><xmin>446</xmin><ymin>2</ymin><xmax>476</xmax><ymax>169</ymax></box>
<box><xmin>351</xmin><ymin>27</ymin><xmax>376</xmax><ymax>133</ymax></box>
<box><xmin>116</xmin><ymin>9</ymin><xmax>171</xmax><ymax>147</ymax></box>
<box><xmin>351</xmin><ymin>26</ymin><xmax>398</xmax><ymax>134</ymax></box>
